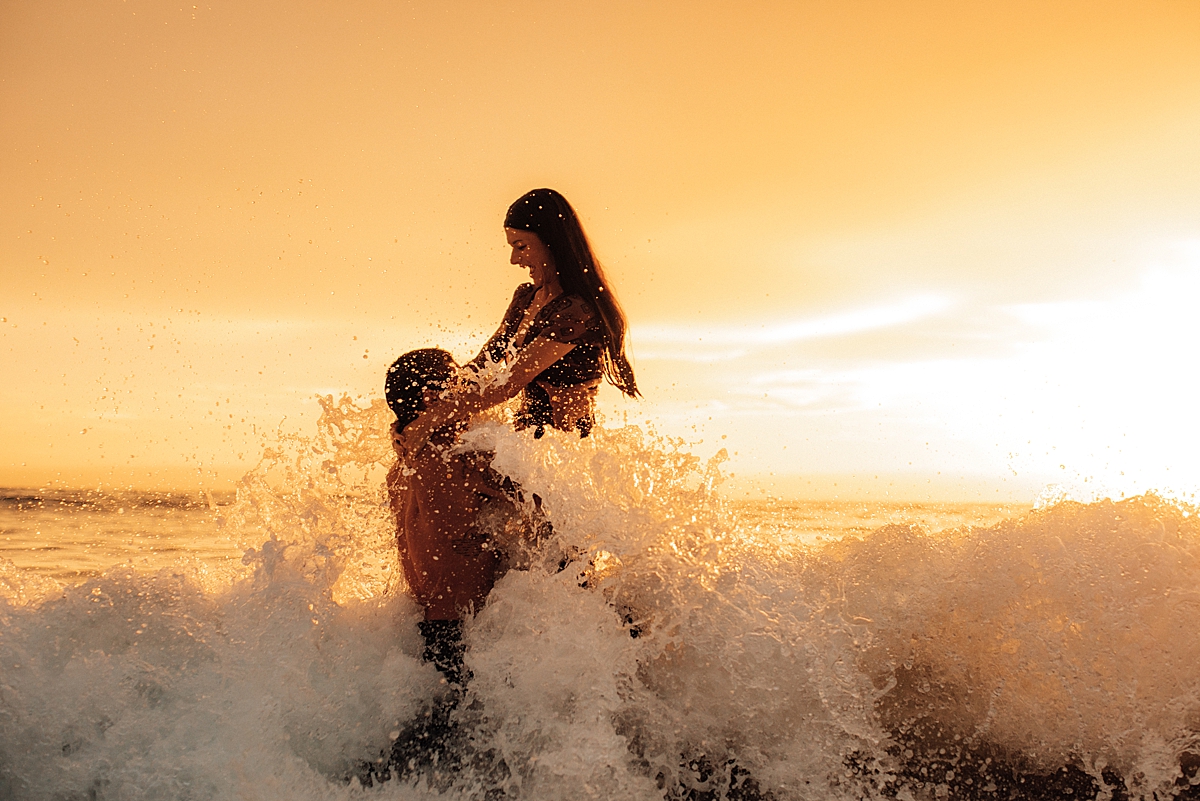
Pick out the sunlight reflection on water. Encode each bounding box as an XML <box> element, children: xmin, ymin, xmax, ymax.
<box><xmin>1</xmin><ymin>490</ymin><xmax>1023</xmax><ymax>583</ymax></box>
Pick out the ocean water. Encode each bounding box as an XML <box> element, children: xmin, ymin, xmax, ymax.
<box><xmin>1</xmin><ymin>396</ymin><xmax>1198</xmax><ymax>801</ymax></box>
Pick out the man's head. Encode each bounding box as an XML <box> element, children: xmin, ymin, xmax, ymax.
<box><xmin>385</xmin><ymin>348</ymin><xmax>456</xmax><ymax>431</ymax></box>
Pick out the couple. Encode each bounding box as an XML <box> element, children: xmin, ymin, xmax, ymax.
<box><xmin>384</xmin><ymin>188</ymin><xmax>639</xmax><ymax>690</ymax></box>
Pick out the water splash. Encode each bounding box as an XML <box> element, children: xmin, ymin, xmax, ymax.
<box><xmin>1</xmin><ymin>396</ymin><xmax>1199</xmax><ymax>800</ymax></box>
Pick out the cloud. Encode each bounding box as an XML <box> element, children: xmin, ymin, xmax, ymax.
<box><xmin>631</xmin><ymin>293</ymin><xmax>954</xmax><ymax>362</ymax></box>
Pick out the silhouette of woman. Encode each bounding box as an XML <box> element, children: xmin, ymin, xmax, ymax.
<box><xmin>394</xmin><ymin>188</ymin><xmax>638</xmax><ymax>455</ymax></box>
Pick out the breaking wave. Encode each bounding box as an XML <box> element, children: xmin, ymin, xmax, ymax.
<box><xmin>1</xmin><ymin>396</ymin><xmax>1199</xmax><ymax>800</ymax></box>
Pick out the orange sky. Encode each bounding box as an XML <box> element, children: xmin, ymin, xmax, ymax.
<box><xmin>3</xmin><ymin>1</ymin><xmax>1199</xmax><ymax>500</ymax></box>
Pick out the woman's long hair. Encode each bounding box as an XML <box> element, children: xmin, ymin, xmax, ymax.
<box><xmin>504</xmin><ymin>188</ymin><xmax>639</xmax><ymax>398</ymax></box>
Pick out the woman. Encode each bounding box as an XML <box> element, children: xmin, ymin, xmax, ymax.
<box><xmin>394</xmin><ymin>188</ymin><xmax>638</xmax><ymax>457</ymax></box>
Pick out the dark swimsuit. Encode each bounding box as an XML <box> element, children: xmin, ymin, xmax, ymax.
<box><xmin>469</xmin><ymin>283</ymin><xmax>604</xmax><ymax>438</ymax></box>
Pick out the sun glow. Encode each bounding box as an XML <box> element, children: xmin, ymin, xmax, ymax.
<box><xmin>2</xmin><ymin>1</ymin><xmax>1199</xmax><ymax>500</ymax></box>
<box><xmin>635</xmin><ymin>294</ymin><xmax>953</xmax><ymax>356</ymax></box>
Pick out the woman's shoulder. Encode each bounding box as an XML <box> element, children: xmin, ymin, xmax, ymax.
<box><xmin>543</xmin><ymin>292</ymin><xmax>597</xmax><ymax>320</ymax></box>
<box><xmin>531</xmin><ymin>292</ymin><xmax>601</xmax><ymax>343</ymax></box>
<box><xmin>495</xmin><ymin>283</ymin><xmax>537</xmax><ymax>331</ymax></box>
<box><xmin>510</xmin><ymin>282</ymin><xmax>536</xmax><ymax>304</ymax></box>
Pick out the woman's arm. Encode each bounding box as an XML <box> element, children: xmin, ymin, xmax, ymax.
<box><xmin>465</xmin><ymin>319</ymin><xmax>512</xmax><ymax>373</ymax></box>
<box><xmin>464</xmin><ymin>283</ymin><xmax>534</xmax><ymax>372</ymax></box>
<box><xmin>394</xmin><ymin>336</ymin><xmax>576</xmax><ymax>457</ymax></box>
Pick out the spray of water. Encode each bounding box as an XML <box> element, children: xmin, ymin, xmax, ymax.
<box><xmin>1</xmin><ymin>395</ymin><xmax>1199</xmax><ymax>800</ymax></box>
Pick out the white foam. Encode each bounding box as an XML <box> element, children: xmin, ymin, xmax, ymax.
<box><xmin>1</xmin><ymin>396</ymin><xmax>1198</xmax><ymax>799</ymax></box>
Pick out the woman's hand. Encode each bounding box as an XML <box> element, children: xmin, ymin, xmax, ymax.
<box><xmin>395</xmin><ymin>390</ymin><xmax>461</xmax><ymax>459</ymax></box>
<box><xmin>390</xmin><ymin>420</ymin><xmax>410</xmax><ymax>459</ymax></box>
<box><xmin>392</xmin><ymin>386</ymin><xmax>455</xmax><ymax>460</ymax></box>
<box><xmin>393</xmin><ymin>416</ymin><xmax>435</xmax><ymax>460</ymax></box>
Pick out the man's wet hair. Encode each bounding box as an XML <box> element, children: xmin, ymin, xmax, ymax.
<box><xmin>385</xmin><ymin>348</ymin><xmax>456</xmax><ymax>431</ymax></box>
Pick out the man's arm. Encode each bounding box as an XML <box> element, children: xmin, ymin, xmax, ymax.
<box><xmin>387</xmin><ymin>461</ymin><xmax>423</xmax><ymax>592</ymax></box>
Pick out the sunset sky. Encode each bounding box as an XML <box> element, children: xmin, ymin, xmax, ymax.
<box><xmin>3</xmin><ymin>0</ymin><xmax>1199</xmax><ymax>501</ymax></box>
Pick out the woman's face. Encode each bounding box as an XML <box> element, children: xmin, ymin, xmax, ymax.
<box><xmin>506</xmin><ymin>227</ymin><xmax>557</xmax><ymax>288</ymax></box>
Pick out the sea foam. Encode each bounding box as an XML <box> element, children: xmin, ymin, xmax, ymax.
<box><xmin>1</xmin><ymin>396</ymin><xmax>1198</xmax><ymax>800</ymax></box>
